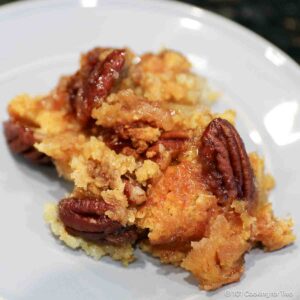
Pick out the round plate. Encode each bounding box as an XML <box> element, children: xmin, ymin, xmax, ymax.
<box><xmin>0</xmin><ymin>1</ymin><xmax>299</xmax><ymax>299</ymax></box>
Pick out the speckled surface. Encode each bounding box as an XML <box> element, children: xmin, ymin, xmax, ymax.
<box><xmin>1</xmin><ymin>0</ymin><xmax>299</xmax><ymax>63</ymax></box>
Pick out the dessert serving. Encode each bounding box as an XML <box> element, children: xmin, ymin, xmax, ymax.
<box><xmin>3</xmin><ymin>47</ymin><xmax>295</xmax><ymax>291</ymax></box>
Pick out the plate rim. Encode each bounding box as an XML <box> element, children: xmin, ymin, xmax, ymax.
<box><xmin>0</xmin><ymin>0</ymin><xmax>299</xmax><ymax>76</ymax></box>
<box><xmin>0</xmin><ymin>0</ymin><xmax>299</xmax><ymax>298</ymax></box>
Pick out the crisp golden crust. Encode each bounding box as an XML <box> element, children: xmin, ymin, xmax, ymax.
<box><xmin>120</xmin><ymin>50</ymin><xmax>217</xmax><ymax>105</ymax></box>
<box><xmin>249</xmin><ymin>153</ymin><xmax>295</xmax><ymax>250</ymax></box>
<box><xmin>254</xmin><ymin>202</ymin><xmax>295</xmax><ymax>251</ymax></box>
<box><xmin>92</xmin><ymin>89</ymin><xmax>176</xmax><ymax>132</ymax></box>
<box><xmin>181</xmin><ymin>214</ymin><xmax>250</xmax><ymax>290</ymax></box>
<box><xmin>140</xmin><ymin>241</ymin><xmax>191</xmax><ymax>266</ymax></box>
<box><xmin>5</xmin><ymin>48</ymin><xmax>295</xmax><ymax>289</ymax></box>
<box><xmin>137</xmin><ymin>161</ymin><xmax>219</xmax><ymax>244</ymax></box>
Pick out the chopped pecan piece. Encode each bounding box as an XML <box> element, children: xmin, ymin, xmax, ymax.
<box><xmin>71</xmin><ymin>49</ymin><xmax>126</xmax><ymax>125</ymax></box>
<box><xmin>199</xmin><ymin>118</ymin><xmax>255</xmax><ymax>203</ymax></box>
<box><xmin>58</xmin><ymin>197</ymin><xmax>138</xmax><ymax>245</ymax></box>
<box><xmin>160</xmin><ymin>130</ymin><xmax>191</xmax><ymax>140</ymax></box>
<box><xmin>146</xmin><ymin>130</ymin><xmax>190</xmax><ymax>170</ymax></box>
<box><xmin>3</xmin><ymin>119</ymin><xmax>51</xmax><ymax>164</ymax></box>
<box><xmin>124</xmin><ymin>179</ymin><xmax>147</xmax><ymax>205</ymax></box>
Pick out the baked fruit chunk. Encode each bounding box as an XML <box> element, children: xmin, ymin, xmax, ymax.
<box><xmin>4</xmin><ymin>47</ymin><xmax>295</xmax><ymax>290</ymax></box>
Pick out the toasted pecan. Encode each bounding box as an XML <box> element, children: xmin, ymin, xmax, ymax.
<box><xmin>58</xmin><ymin>197</ymin><xmax>139</xmax><ymax>245</ymax></box>
<box><xmin>4</xmin><ymin>119</ymin><xmax>51</xmax><ymax>165</ymax></box>
<box><xmin>199</xmin><ymin>118</ymin><xmax>255</xmax><ymax>203</ymax></box>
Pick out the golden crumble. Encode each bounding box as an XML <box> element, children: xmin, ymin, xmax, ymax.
<box><xmin>4</xmin><ymin>47</ymin><xmax>295</xmax><ymax>291</ymax></box>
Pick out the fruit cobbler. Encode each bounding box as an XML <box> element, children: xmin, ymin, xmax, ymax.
<box><xmin>3</xmin><ymin>47</ymin><xmax>295</xmax><ymax>290</ymax></box>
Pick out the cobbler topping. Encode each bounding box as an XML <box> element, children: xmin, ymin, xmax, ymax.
<box><xmin>4</xmin><ymin>47</ymin><xmax>294</xmax><ymax>290</ymax></box>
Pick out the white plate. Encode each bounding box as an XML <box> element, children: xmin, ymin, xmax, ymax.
<box><xmin>0</xmin><ymin>0</ymin><xmax>299</xmax><ymax>299</ymax></box>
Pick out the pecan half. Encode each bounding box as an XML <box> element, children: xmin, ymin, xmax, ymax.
<box><xmin>3</xmin><ymin>119</ymin><xmax>51</xmax><ymax>164</ymax></box>
<box><xmin>58</xmin><ymin>197</ymin><xmax>138</xmax><ymax>245</ymax></box>
<box><xmin>72</xmin><ymin>49</ymin><xmax>126</xmax><ymax>125</ymax></box>
<box><xmin>199</xmin><ymin>118</ymin><xmax>255</xmax><ymax>202</ymax></box>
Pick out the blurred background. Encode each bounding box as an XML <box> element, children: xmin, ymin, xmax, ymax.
<box><xmin>0</xmin><ymin>0</ymin><xmax>299</xmax><ymax>64</ymax></box>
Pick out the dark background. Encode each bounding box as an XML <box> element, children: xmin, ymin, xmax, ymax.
<box><xmin>1</xmin><ymin>0</ymin><xmax>299</xmax><ymax>64</ymax></box>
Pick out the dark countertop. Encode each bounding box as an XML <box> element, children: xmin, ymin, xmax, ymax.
<box><xmin>1</xmin><ymin>0</ymin><xmax>299</xmax><ymax>64</ymax></box>
<box><xmin>185</xmin><ymin>0</ymin><xmax>300</xmax><ymax>64</ymax></box>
